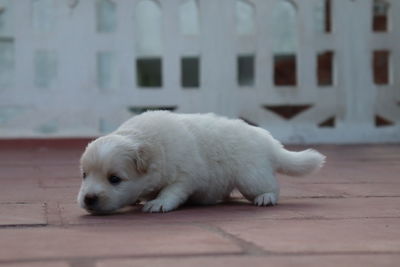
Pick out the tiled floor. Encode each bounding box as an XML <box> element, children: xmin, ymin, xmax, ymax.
<box><xmin>0</xmin><ymin>140</ymin><xmax>399</xmax><ymax>266</ymax></box>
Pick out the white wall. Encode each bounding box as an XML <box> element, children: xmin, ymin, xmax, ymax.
<box><xmin>0</xmin><ymin>0</ymin><xmax>399</xmax><ymax>143</ymax></box>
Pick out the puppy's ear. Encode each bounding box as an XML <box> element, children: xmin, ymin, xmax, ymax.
<box><xmin>133</xmin><ymin>144</ymin><xmax>151</xmax><ymax>175</ymax></box>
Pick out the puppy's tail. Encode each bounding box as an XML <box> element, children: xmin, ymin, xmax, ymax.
<box><xmin>275</xmin><ymin>147</ymin><xmax>325</xmax><ymax>177</ymax></box>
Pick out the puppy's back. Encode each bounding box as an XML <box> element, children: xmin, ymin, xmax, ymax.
<box><xmin>116</xmin><ymin>111</ymin><xmax>278</xmax><ymax>162</ymax></box>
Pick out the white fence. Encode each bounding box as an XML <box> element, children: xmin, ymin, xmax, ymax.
<box><xmin>0</xmin><ymin>0</ymin><xmax>399</xmax><ymax>143</ymax></box>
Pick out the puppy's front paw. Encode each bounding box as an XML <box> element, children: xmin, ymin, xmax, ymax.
<box><xmin>254</xmin><ymin>192</ymin><xmax>278</xmax><ymax>206</ymax></box>
<box><xmin>142</xmin><ymin>199</ymin><xmax>177</xmax><ymax>213</ymax></box>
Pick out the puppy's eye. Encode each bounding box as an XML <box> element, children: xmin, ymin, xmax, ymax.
<box><xmin>82</xmin><ymin>172</ymin><xmax>87</xmax><ymax>179</ymax></box>
<box><xmin>108</xmin><ymin>175</ymin><xmax>122</xmax><ymax>185</ymax></box>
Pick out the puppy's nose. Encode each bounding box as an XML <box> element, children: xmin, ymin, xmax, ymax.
<box><xmin>84</xmin><ymin>194</ymin><xmax>98</xmax><ymax>207</ymax></box>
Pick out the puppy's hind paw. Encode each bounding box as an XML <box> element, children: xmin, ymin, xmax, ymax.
<box><xmin>254</xmin><ymin>192</ymin><xmax>278</xmax><ymax>206</ymax></box>
<box><xmin>142</xmin><ymin>199</ymin><xmax>176</xmax><ymax>213</ymax></box>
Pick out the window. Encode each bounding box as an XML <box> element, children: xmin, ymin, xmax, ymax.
<box><xmin>181</xmin><ymin>56</ymin><xmax>200</xmax><ymax>88</ymax></box>
<box><xmin>136</xmin><ymin>58</ymin><xmax>162</xmax><ymax>87</ymax></box>
<box><xmin>274</xmin><ymin>54</ymin><xmax>296</xmax><ymax>86</ymax></box>
<box><xmin>317</xmin><ymin>51</ymin><xmax>334</xmax><ymax>86</ymax></box>
<box><xmin>237</xmin><ymin>55</ymin><xmax>254</xmax><ymax>86</ymax></box>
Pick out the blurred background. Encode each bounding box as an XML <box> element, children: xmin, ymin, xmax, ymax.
<box><xmin>0</xmin><ymin>0</ymin><xmax>399</xmax><ymax>143</ymax></box>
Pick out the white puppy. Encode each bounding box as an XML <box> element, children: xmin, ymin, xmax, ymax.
<box><xmin>78</xmin><ymin>111</ymin><xmax>325</xmax><ymax>213</ymax></box>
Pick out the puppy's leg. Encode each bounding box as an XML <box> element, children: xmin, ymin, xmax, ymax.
<box><xmin>236</xmin><ymin>170</ymin><xmax>280</xmax><ymax>206</ymax></box>
<box><xmin>142</xmin><ymin>183</ymin><xmax>190</xmax><ymax>213</ymax></box>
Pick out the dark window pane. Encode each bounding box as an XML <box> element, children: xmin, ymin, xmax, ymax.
<box><xmin>373</xmin><ymin>0</ymin><xmax>389</xmax><ymax>32</ymax></box>
<box><xmin>136</xmin><ymin>58</ymin><xmax>162</xmax><ymax>87</ymax></box>
<box><xmin>325</xmin><ymin>0</ymin><xmax>332</xmax><ymax>33</ymax></box>
<box><xmin>181</xmin><ymin>57</ymin><xmax>200</xmax><ymax>88</ymax></box>
<box><xmin>263</xmin><ymin>105</ymin><xmax>312</xmax><ymax>120</ymax></box>
<box><xmin>373</xmin><ymin>50</ymin><xmax>389</xmax><ymax>85</ymax></box>
<box><xmin>128</xmin><ymin>106</ymin><xmax>177</xmax><ymax>114</ymax></box>
<box><xmin>238</xmin><ymin>55</ymin><xmax>254</xmax><ymax>86</ymax></box>
<box><xmin>274</xmin><ymin>54</ymin><xmax>297</xmax><ymax>86</ymax></box>
<box><xmin>318</xmin><ymin>116</ymin><xmax>335</xmax><ymax>128</ymax></box>
<box><xmin>317</xmin><ymin>51</ymin><xmax>333</xmax><ymax>86</ymax></box>
<box><xmin>375</xmin><ymin>115</ymin><xmax>393</xmax><ymax>127</ymax></box>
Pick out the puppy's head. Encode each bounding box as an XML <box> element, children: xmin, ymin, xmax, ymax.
<box><xmin>77</xmin><ymin>134</ymin><xmax>153</xmax><ymax>214</ymax></box>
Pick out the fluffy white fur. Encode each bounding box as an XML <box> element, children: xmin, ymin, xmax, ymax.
<box><xmin>78</xmin><ymin>111</ymin><xmax>325</xmax><ymax>213</ymax></box>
